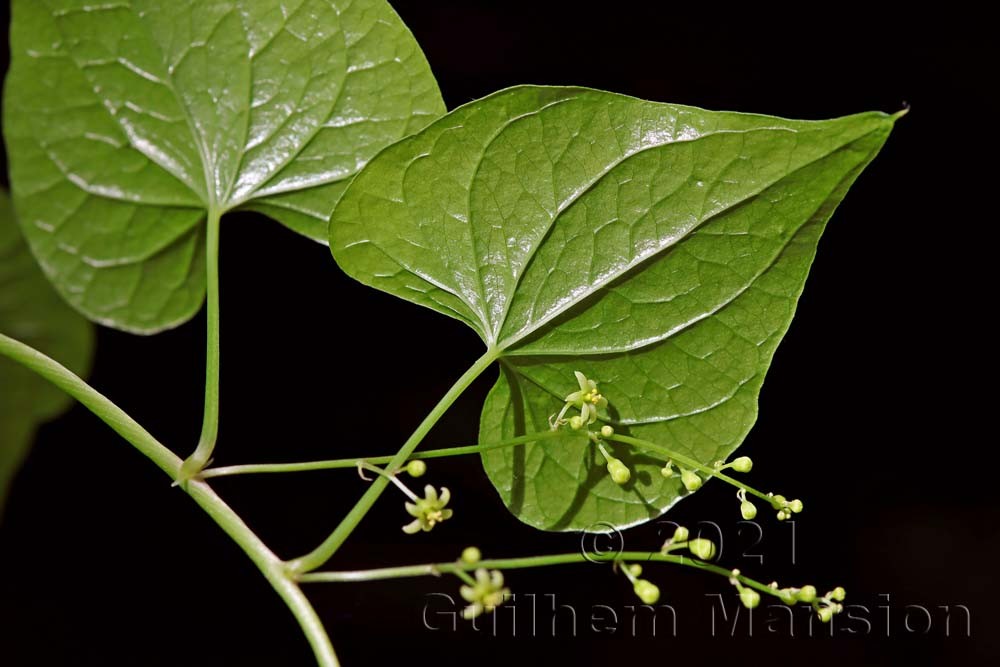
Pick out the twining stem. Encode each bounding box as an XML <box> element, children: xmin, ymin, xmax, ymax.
<box><xmin>299</xmin><ymin>551</ymin><xmax>782</xmax><ymax>600</ymax></box>
<box><xmin>0</xmin><ymin>333</ymin><xmax>339</xmax><ymax>667</ymax></box>
<box><xmin>181</xmin><ymin>208</ymin><xmax>223</xmax><ymax>480</ymax></box>
<box><xmin>200</xmin><ymin>431</ymin><xmax>564</xmax><ymax>479</ymax></box>
<box><xmin>608</xmin><ymin>433</ymin><xmax>774</xmax><ymax>504</ymax></box>
<box><xmin>287</xmin><ymin>349</ymin><xmax>499</xmax><ymax>574</ymax></box>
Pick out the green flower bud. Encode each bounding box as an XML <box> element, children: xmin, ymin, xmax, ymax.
<box><xmin>740</xmin><ymin>500</ymin><xmax>757</xmax><ymax>520</ymax></box>
<box><xmin>789</xmin><ymin>499</ymin><xmax>804</xmax><ymax>513</ymax></box>
<box><xmin>461</xmin><ymin>546</ymin><xmax>482</xmax><ymax>564</ymax></box>
<box><xmin>569</xmin><ymin>415</ymin><xmax>585</xmax><ymax>430</ymax></box>
<box><xmin>607</xmin><ymin>458</ymin><xmax>631</xmax><ymax>485</ymax></box>
<box><xmin>770</xmin><ymin>494</ymin><xmax>787</xmax><ymax>509</ymax></box>
<box><xmin>687</xmin><ymin>538</ymin><xmax>716</xmax><ymax>561</ymax></box>
<box><xmin>817</xmin><ymin>605</ymin><xmax>835</xmax><ymax>623</ymax></box>
<box><xmin>660</xmin><ymin>462</ymin><xmax>674</xmax><ymax>478</ymax></box>
<box><xmin>628</xmin><ymin>564</ymin><xmax>642</xmax><ymax>577</ymax></box>
<box><xmin>776</xmin><ymin>510</ymin><xmax>789</xmax><ymax>521</ymax></box>
<box><xmin>777</xmin><ymin>588</ymin><xmax>797</xmax><ymax>605</ymax></box>
<box><xmin>681</xmin><ymin>469</ymin><xmax>702</xmax><ymax>492</ymax></box>
<box><xmin>740</xmin><ymin>587</ymin><xmax>761</xmax><ymax>609</ymax></box>
<box><xmin>731</xmin><ymin>456</ymin><xmax>753</xmax><ymax>473</ymax></box>
<box><xmin>796</xmin><ymin>585</ymin><xmax>817</xmax><ymax>603</ymax></box>
<box><xmin>600</xmin><ymin>425</ymin><xmax>614</xmax><ymax>438</ymax></box>
<box><xmin>830</xmin><ymin>586</ymin><xmax>846</xmax><ymax>601</ymax></box>
<box><xmin>672</xmin><ymin>526</ymin><xmax>689</xmax><ymax>542</ymax></box>
<box><xmin>633</xmin><ymin>579</ymin><xmax>660</xmax><ymax>605</ymax></box>
<box><xmin>405</xmin><ymin>460</ymin><xmax>427</xmax><ymax>478</ymax></box>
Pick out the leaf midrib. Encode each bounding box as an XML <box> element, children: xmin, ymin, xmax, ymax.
<box><xmin>501</xmin><ymin>132</ymin><xmax>878</xmax><ymax>357</ymax></box>
<box><xmin>494</xmin><ymin>122</ymin><xmax>887</xmax><ymax>352</ymax></box>
<box><xmin>46</xmin><ymin>0</ymin><xmax>363</xmax><ymax>216</ymax></box>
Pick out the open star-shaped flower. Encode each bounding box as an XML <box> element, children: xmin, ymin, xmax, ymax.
<box><xmin>460</xmin><ymin>568</ymin><xmax>511</xmax><ymax>619</ymax></box>
<box><xmin>402</xmin><ymin>485</ymin><xmax>453</xmax><ymax>534</ymax></box>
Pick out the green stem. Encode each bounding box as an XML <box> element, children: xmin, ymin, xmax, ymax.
<box><xmin>608</xmin><ymin>433</ymin><xmax>774</xmax><ymax>504</ymax></box>
<box><xmin>181</xmin><ymin>207</ymin><xmax>222</xmax><ymax>479</ymax></box>
<box><xmin>453</xmin><ymin>569</ymin><xmax>477</xmax><ymax>586</ymax></box>
<box><xmin>357</xmin><ymin>461</ymin><xmax>419</xmax><ymax>501</ymax></box>
<box><xmin>0</xmin><ymin>333</ymin><xmax>339</xmax><ymax>667</ymax></box>
<box><xmin>299</xmin><ymin>551</ymin><xmax>784</xmax><ymax>601</ymax></box>
<box><xmin>288</xmin><ymin>349</ymin><xmax>499</xmax><ymax>574</ymax></box>
<box><xmin>200</xmin><ymin>431</ymin><xmax>562</xmax><ymax>479</ymax></box>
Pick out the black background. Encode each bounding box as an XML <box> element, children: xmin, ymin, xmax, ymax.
<box><xmin>0</xmin><ymin>2</ymin><xmax>994</xmax><ymax>665</ymax></box>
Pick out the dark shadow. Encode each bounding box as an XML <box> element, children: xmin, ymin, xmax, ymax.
<box><xmin>502</xmin><ymin>363</ymin><xmax>527</xmax><ymax>515</ymax></box>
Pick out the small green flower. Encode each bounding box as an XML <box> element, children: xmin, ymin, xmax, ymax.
<box><xmin>404</xmin><ymin>460</ymin><xmax>427</xmax><ymax>478</ymax></box>
<box><xmin>736</xmin><ymin>488</ymin><xmax>756</xmax><ymax>519</ymax></box>
<box><xmin>796</xmin><ymin>585</ymin><xmax>817</xmax><ymax>603</ymax></box>
<box><xmin>607</xmin><ymin>457</ymin><xmax>631</xmax><ymax>485</ymax></box>
<box><xmin>402</xmin><ymin>485</ymin><xmax>453</xmax><ymax>534</ymax></box>
<box><xmin>768</xmin><ymin>493</ymin><xmax>802</xmax><ymax>520</ymax></box>
<box><xmin>687</xmin><ymin>537</ymin><xmax>716</xmax><ymax>561</ymax></box>
<box><xmin>814</xmin><ymin>587</ymin><xmax>846</xmax><ymax>623</ymax></box>
<box><xmin>728</xmin><ymin>569</ymin><xmax>761</xmax><ymax>609</ymax></box>
<box><xmin>460</xmin><ymin>568</ymin><xmax>510</xmax><ymax>620</ymax></box>
<box><xmin>680</xmin><ymin>468</ymin><xmax>702</xmax><ymax>492</ymax></box>
<box><xmin>730</xmin><ymin>456</ymin><xmax>753</xmax><ymax>473</ymax></box>
<box><xmin>563</xmin><ymin>371</ymin><xmax>608</xmax><ymax>426</ymax></box>
<box><xmin>566</xmin><ymin>371</ymin><xmax>607</xmax><ymax>407</ymax></box>
<box><xmin>633</xmin><ymin>579</ymin><xmax>660</xmax><ymax>604</ymax></box>
<box><xmin>817</xmin><ymin>602</ymin><xmax>843</xmax><ymax>623</ymax></box>
<box><xmin>776</xmin><ymin>588</ymin><xmax>797</xmax><ymax>605</ymax></box>
<box><xmin>740</xmin><ymin>587</ymin><xmax>761</xmax><ymax>609</ymax></box>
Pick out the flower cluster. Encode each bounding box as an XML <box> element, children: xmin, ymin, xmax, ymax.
<box><xmin>661</xmin><ymin>525</ymin><xmax>717</xmax><ymax>561</ymax></box>
<box><xmin>769</xmin><ymin>582</ymin><xmax>845</xmax><ymax>622</ymax></box>
<box><xmin>767</xmin><ymin>493</ymin><xmax>804</xmax><ymax>521</ymax></box>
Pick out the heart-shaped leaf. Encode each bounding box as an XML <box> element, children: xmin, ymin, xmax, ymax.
<box><xmin>331</xmin><ymin>86</ymin><xmax>895</xmax><ymax>531</ymax></box>
<box><xmin>4</xmin><ymin>0</ymin><xmax>444</xmax><ymax>333</ymax></box>
<box><xmin>1</xmin><ymin>189</ymin><xmax>94</xmax><ymax>516</ymax></box>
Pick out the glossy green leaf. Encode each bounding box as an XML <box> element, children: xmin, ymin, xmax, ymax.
<box><xmin>331</xmin><ymin>86</ymin><xmax>895</xmax><ymax>531</ymax></box>
<box><xmin>1</xmin><ymin>190</ymin><xmax>95</xmax><ymax>516</ymax></box>
<box><xmin>4</xmin><ymin>0</ymin><xmax>444</xmax><ymax>333</ymax></box>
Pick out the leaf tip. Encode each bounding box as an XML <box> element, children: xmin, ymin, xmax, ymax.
<box><xmin>890</xmin><ymin>103</ymin><xmax>911</xmax><ymax>122</ymax></box>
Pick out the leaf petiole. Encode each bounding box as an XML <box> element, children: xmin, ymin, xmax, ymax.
<box><xmin>179</xmin><ymin>207</ymin><xmax>223</xmax><ymax>482</ymax></box>
<box><xmin>287</xmin><ymin>349</ymin><xmax>501</xmax><ymax>574</ymax></box>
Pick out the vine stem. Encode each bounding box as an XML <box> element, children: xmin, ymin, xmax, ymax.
<box><xmin>0</xmin><ymin>332</ymin><xmax>339</xmax><ymax>667</ymax></box>
<box><xmin>299</xmin><ymin>551</ymin><xmax>781</xmax><ymax>599</ymax></box>
<box><xmin>287</xmin><ymin>349</ymin><xmax>499</xmax><ymax>574</ymax></box>
<box><xmin>200</xmin><ymin>430</ymin><xmax>563</xmax><ymax>479</ymax></box>
<box><xmin>180</xmin><ymin>207</ymin><xmax>222</xmax><ymax>480</ymax></box>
